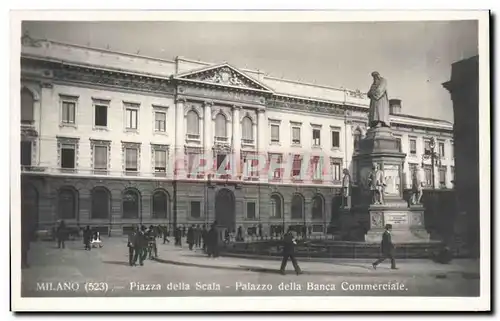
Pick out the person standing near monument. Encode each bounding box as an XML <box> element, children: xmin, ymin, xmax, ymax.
<box><xmin>367</xmin><ymin>71</ymin><xmax>390</xmax><ymax>128</ymax></box>
<box><xmin>372</xmin><ymin>224</ymin><xmax>397</xmax><ymax>270</ymax></box>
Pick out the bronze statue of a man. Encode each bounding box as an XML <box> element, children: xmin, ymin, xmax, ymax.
<box><xmin>367</xmin><ymin>71</ymin><xmax>390</xmax><ymax>128</ymax></box>
<box><xmin>368</xmin><ymin>163</ymin><xmax>385</xmax><ymax>205</ymax></box>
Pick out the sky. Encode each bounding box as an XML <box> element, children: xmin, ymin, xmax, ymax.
<box><xmin>22</xmin><ymin>20</ymin><xmax>479</xmax><ymax>122</ymax></box>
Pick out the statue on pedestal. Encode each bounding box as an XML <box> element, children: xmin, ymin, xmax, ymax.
<box><xmin>367</xmin><ymin>72</ymin><xmax>390</xmax><ymax>128</ymax></box>
<box><xmin>411</xmin><ymin>165</ymin><xmax>424</xmax><ymax>205</ymax></box>
<box><xmin>341</xmin><ymin>168</ymin><xmax>351</xmax><ymax>208</ymax></box>
<box><xmin>368</xmin><ymin>163</ymin><xmax>385</xmax><ymax>205</ymax></box>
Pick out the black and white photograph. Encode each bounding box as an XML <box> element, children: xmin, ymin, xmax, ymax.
<box><xmin>10</xmin><ymin>10</ymin><xmax>490</xmax><ymax>312</ymax></box>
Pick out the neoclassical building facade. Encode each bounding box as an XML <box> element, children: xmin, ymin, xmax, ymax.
<box><xmin>19</xmin><ymin>35</ymin><xmax>454</xmax><ymax>235</ymax></box>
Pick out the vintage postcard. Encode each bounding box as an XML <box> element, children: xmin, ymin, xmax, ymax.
<box><xmin>10</xmin><ymin>10</ymin><xmax>490</xmax><ymax>312</ymax></box>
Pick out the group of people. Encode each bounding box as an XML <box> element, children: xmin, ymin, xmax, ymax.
<box><xmin>127</xmin><ymin>225</ymin><xmax>159</xmax><ymax>266</ymax></box>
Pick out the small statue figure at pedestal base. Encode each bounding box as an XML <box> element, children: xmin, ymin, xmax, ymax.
<box><xmin>341</xmin><ymin>168</ymin><xmax>352</xmax><ymax>208</ymax></box>
<box><xmin>368</xmin><ymin>163</ymin><xmax>386</xmax><ymax>205</ymax></box>
<box><xmin>410</xmin><ymin>165</ymin><xmax>424</xmax><ymax>205</ymax></box>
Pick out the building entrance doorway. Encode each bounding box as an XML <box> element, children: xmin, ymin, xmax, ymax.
<box><xmin>215</xmin><ymin>189</ymin><xmax>235</xmax><ymax>236</ymax></box>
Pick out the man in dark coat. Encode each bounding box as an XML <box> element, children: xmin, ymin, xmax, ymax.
<box><xmin>187</xmin><ymin>225</ymin><xmax>195</xmax><ymax>250</ymax></box>
<box><xmin>372</xmin><ymin>224</ymin><xmax>397</xmax><ymax>269</ymax></box>
<box><xmin>207</xmin><ymin>223</ymin><xmax>219</xmax><ymax>257</ymax></box>
<box><xmin>56</xmin><ymin>220</ymin><xmax>68</xmax><ymax>249</ymax></box>
<box><xmin>133</xmin><ymin>225</ymin><xmax>148</xmax><ymax>266</ymax></box>
<box><xmin>127</xmin><ymin>225</ymin><xmax>137</xmax><ymax>266</ymax></box>
<box><xmin>201</xmin><ymin>225</ymin><xmax>208</xmax><ymax>253</ymax></box>
<box><xmin>280</xmin><ymin>227</ymin><xmax>302</xmax><ymax>275</ymax></box>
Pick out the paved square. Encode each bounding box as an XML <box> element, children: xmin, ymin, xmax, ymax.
<box><xmin>21</xmin><ymin>238</ymin><xmax>480</xmax><ymax>297</ymax></box>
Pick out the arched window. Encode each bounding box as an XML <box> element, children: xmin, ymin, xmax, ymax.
<box><xmin>242</xmin><ymin>116</ymin><xmax>253</xmax><ymax>140</ymax></box>
<box><xmin>353</xmin><ymin>128</ymin><xmax>362</xmax><ymax>151</ymax></box>
<box><xmin>21</xmin><ymin>87</ymin><xmax>35</xmax><ymax>124</ymax></box>
<box><xmin>311</xmin><ymin>195</ymin><xmax>324</xmax><ymax>219</ymax></box>
<box><xmin>186</xmin><ymin>110</ymin><xmax>200</xmax><ymax>135</ymax></box>
<box><xmin>123</xmin><ymin>189</ymin><xmax>140</xmax><ymax>219</ymax></box>
<box><xmin>152</xmin><ymin>190</ymin><xmax>169</xmax><ymax>219</ymax></box>
<box><xmin>58</xmin><ymin>187</ymin><xmax>77</xmax><ymax>219</ymax></box>
<box><xmin>215</xmin><ymin>113</ymin><xmax>227</xmax><ymax>137</ymax></box>
<box><xmin>270</xmin><ymin>193</ymin><xmax>282</xmax><ymax>218</ymax></box>
<box><xmin>291</xmin><ymin>194</ymin><xmax>304</xmax><ymax>219</ymax></box>
<box><xmin>91</xmin><ymin>187</ymin><xmax>110</xmax><ymax>219</ymax></box>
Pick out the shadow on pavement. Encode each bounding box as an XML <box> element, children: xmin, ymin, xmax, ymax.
<box><xmin>102</xmin><ymin>260</ymin><xmax>131</xmax><ymax>266</ymax></box>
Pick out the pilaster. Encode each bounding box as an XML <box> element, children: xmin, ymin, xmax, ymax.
<box><xmin>175</xmin><ymin>97</ymin><xmax>186</xmax><ymax>179</ymax></box>
<box><xmin>232</xmin><ymin>105</ymin><xmax>241</xmax><ymax>177</ymax></box>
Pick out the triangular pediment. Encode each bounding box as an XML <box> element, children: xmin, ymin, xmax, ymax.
<box><xmin>175</xmin><ymin>63</ymin><xmax>273</xmax><ymax>92</ymax></box>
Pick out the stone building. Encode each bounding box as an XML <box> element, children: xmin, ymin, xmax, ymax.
<box><xmin>442</xmin><ymin>55</ymin><xmax>479</xmax><ymax>256</ymax></box>
<box><xmin>19</xmin><ymin>35</ymin><xmax>454</xmax><ymax>236</ymax></box>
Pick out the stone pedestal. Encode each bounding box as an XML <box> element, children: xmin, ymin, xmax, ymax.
<box><xmin>365</xmin><ymin>204</ymin><xmax>429</xmax><ymax>243</ymax></box>
<box><xmin>351</xmin><ymin>126</ymin><xmax>431</xmax><ymax>244</ymax></box>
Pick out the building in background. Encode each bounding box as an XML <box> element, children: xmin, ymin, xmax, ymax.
<box><xmin>20</xmin><ymin>35</ymin><xmax>454</xmax><ymax>236</ymax></box>
<box><xmin>442</xmin><ymin>55</ymin><xmax>479</xmax><ymax>257</ymax></box>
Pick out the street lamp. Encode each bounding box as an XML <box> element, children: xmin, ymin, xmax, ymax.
<box><xmin>421</xmin><ymin>137</ymin><xmax>442</xmax><ymax>190</ymax></box>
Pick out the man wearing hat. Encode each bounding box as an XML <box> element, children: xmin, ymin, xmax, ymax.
<box><xmin>372</xmin><ymin>224</ymin><xmax>397</xmax><ymax>270</ymax></box>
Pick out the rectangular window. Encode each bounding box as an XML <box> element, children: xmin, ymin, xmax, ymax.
<box><xmin>20</xmin><ymin>141</ymin><xmax>32</xmax><ymax>166</ymax></box>
<box><xmin>270</xmin><ymin>124</ymin><xmax>280</xmax><ymax>143</ymax></box>
<box><xmin>61</xmin><ymin>144</ymin><xmax>75</xmax><ymax>169</ymax></box>
<box><xmin>312</xmin><ymin>156</ymin><xmax>323</xmax><ymax>181</ymax></box>
<box><xmin>125</xmin><ymin>148</ymin><xmax>138</xmax><ymax>172</ymax></box>
<box><xmin>125</xmin><ymin>108</ymin><xmax>138</xmax><ymax>130</ymax></box>
<box><xmin>439</xmin><ymin>166</ymin><xmax>447</xmax><ymax>188</ymax></box>
<box><xmin>424</xmin><ymin>165</ymin><xmax>432</xmax><ymax>187</ymax></box>
<box><xmin>451</xmin><ymin>140</ymin><xmax>454</xmax><ymax>159</ymax></box>
<box><xmin>154</xmin><ymin>149</ymin><xmax>167</xmax><ymax>173</ymax></box>
<box><xmin>94</xmin><ymin>105</ymin><xmax>108</xmax><ymax>127</ymax></box>
<box><xmin>61</xmin><ymin>101</ymin><xmax>76</xmax><ymax>124</ymax></box>
<box><xmin>242</xmin><ymin>154</ymin><xmax>258</xmax><ymax>178</ymax></box>
<box><xmin>451</xmin><ymin>166</ymin><xmax>455</xmax><ymax>183</ymax></box>
<box><xmin>424</xmin><ymin>139</ymin><xmax>431</xmax><ymax>153</ymax></box>
<box><xmin>292</xmin><ymin>127</ymin><xmax>301</xmax><ymax>144</ymax></box>
<box><xmin>312</xmin><ymin>129</ymin><xmax>321</xmax><ymax>146</ymax></box>
<box><xmin>331</xmin><ymin>130</ymin><xmax>340</xmax><ymax>148</ymax></box>
<box><xmin>395</xmin><ymin>137</ymin><xmax>402</xmax><ymax>152</ymax></box>
<box><xmin>246</xmin><ymin>202</ymin><xmax>256</xmax><ymax>219</ymax></box>
<box><xmin>190</xmin><ymin>201</ymin><xmax>201</xmax><ymax>218</ymax></box>
<box><xmin>155</xmin><ymin>111</ymin><xmax>166</xmax><ymax>132</ymax></box>
<box><xmin>409</xmin><ymin>139</ymin><xmax>417</xmax><ymax>155</ymax></box>
<box><xmin>439</xmin><ymin>142</ymin><xmax>445</xmax><ymax>157</ymax></box>
<box><xmin>292</xmin><ymin>155</ymin><xmax>302</xmax><ymax>178</ymax></box>
<box><xmin>269</xmin><ymin>153</ymin><xmax>282</xmax><ymax>179</ymax></box>
<box><xmin>94</xmin><ymin>145</ymin><xmax>108</xmax><ymax>171</ymax></box>
<box><xmin>331</xmin><ymin>158</ymin><xmax>342</xmax><ymax>182</ymax></box>
<box><xmin>409</xmin><ymin>163</ymin><xmax>419</xmax><ymax>179</ymax></box>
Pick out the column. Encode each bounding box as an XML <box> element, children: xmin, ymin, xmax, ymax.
<box><xmin>232</xmin><ymin>105</ymin><xmax>241</xmax><ymax>177</ymax></box>
<box><xmin>175</xmin><ymin>98</ymin><xmax>186</xmax><ymax>178</ymax></box>
<box><xmin>203</xmin><ymin>101</ymin><xmax>213</xmax><ymax>176</ymax></box>
<box><xmin>257</xmin><ymin>109</ymin><xmax>267</xmax><ymax>182</ymax></box>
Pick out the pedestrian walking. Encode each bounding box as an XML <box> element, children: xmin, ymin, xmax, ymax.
<box><xmin>279</xmin><ymin>227</ymin><xmax>302</xmax><ymax>275</ymax></box>
<box><xmin>372</xmin><ymin>224</ymin><xmax>397</xmax><ymax>270</ymax></box>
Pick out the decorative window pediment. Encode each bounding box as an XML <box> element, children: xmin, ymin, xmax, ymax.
<box><xmin>175</xmin><ymin>64</ymin><xmax>274</xmax><ymax>92</ymax></box>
